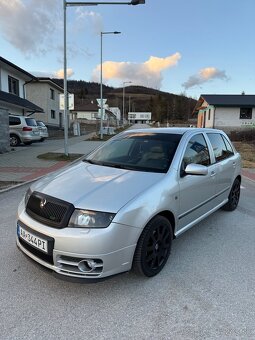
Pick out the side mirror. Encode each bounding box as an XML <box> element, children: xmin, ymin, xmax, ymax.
<box><xmin>185</xmin><ymin>163</ymin><xmax>208</xmax><ymax>176</ymax></box>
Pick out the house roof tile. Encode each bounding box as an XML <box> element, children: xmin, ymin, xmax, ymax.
<box><xmin>201</xmin><ymin>94</ymin><xmax>255</xmax><ymax>107</ymax></box>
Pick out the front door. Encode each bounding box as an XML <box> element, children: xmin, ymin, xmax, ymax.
<box><xmin>177</xmin><ymin>133</ymin><xmax>216</xmax><ymax>234</ymax></box>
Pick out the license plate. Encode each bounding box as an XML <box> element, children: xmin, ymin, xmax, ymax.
<box><xmin>18</xmin><ymin>225</ymin><xmax>48</xmax><ymax>253</ymax></box>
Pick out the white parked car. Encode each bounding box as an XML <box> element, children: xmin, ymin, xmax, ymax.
<box><xmin>16</xmin><ymin>128</ymin><xmax>241</xmax><ymax>280</ymax></box>
<box><xmin>36</xmin><ymin>121</ymin><xmax>49</xmax><ymax>141</ymax></box>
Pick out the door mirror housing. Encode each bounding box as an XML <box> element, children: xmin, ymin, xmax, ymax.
<box><xmin>185</xmin><ymin>163</ymin><xmax>208</xmax><ymax>176</ymax></box>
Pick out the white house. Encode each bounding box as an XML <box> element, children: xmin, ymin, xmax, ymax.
<box><xmin>0</xmin><ymin>56</ymin><xmax>43</xmax><ymax>153</ymax></box>
<box><xmin>71</xmin><ymin>102</ymin><xmax>119</xmax><ymax>125</ymax></box>
<box><xmin>194</xmin><ymin>94</ymin><xmax>255</xmax><ymax>132</ymax></box>
<box><xmin>26</xmin><ymin>77</ymin><xmax>64</xmax><ymax>128</ymax></box>
<box><xmin>128</xmin><ymin>112</ymin><xmax>152</xmax><ymax>124</ymax></box>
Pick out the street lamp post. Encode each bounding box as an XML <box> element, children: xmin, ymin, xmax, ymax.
<box><xmin>100</xmin><ymin>31</ymin><xmax>121</xmax><ymax>140</ymax></box>
<box><xmin>63</xmin><ymin>0</ymin><xmax>145</xmax><ymax>156</ymax></box>
<box><xmin>122</xmin><ymin>81</ymin><xmax>132</xmax><ymax>125</ymax></box>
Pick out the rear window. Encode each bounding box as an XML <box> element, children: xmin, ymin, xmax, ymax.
<box><xmin>25</xmin><ymin>118</ymin><xmax>37</xmax><ymax>127</ymax></box>
<box><xmin>36</xmin><ymin>121</ymin><xmax>45</xmax><ymax>127</ymax></box>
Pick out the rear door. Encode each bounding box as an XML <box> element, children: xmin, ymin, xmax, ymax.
<box><xmin>9</xmin><ymin>116</ymin><xmax>22</xmax><ymax>135</ymax></box>
<box><xmin>205</xmin><ymin>132</ymin><xmax>238</xmax><ymax>205</ymax></box>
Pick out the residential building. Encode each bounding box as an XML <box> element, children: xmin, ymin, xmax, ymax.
<box><xmin>0</xmin><ymin>56</ymin><xmax>43</xmax><ymax>152</ymax></box>
<box><xmin>71</xmin><ymin>102</ymin><xmax>118</xmax><ymax>126</ymax></box>
<box><xmin>128</xmin><ymin>112</ymin><xmax>152</xmax><ymax>124</ymax></box>
<box><xmin>25</xmin><ymin>78</ymin><xmax>64</xmax><ymax>128</ymax></box>
<box><xmin>194</xmin><ymin>94</ymin><xmax>255</xmax><ymax>132</ymax></box>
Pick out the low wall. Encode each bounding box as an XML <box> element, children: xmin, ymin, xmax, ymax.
<box><xmin>0</xmin><ymin>108</ymin><xmax>10</xmax><ymax>153</ymax></box>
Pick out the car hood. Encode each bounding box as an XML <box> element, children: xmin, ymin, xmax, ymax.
<box><xmin>31</xmin><ymin>161</ymin><xmax>164</xmax><ymax>213</ymax></box>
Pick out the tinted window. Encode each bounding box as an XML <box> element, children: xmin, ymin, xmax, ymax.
<box><xmin>207</xmin><ymin>133</ymin><xmax>234</xmax><ymax>162</ymax></box>
<box><xmin>9</xmin><ymin>116</ymin><xmax>21</xmax><ymax>125</ymax></box>
<box><xmin>25</xmin><ymin>118</ymin><xmax>37</xmax><ymax>127</ymax></box>
<box><xmin>182</xmin><ymin>134</ymin><xmax>210</xmax><ymax>168</ymax></box>
<box><xmin>222</xmin><ymin>135</ymin><xmax>234</xmax><ymax>155</ymax></box>
<box><xmin>85</xmin><ymin>133</ymin><xmax>182</xmax><ymax>173</ymax></box>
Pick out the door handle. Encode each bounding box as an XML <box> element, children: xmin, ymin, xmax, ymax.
<box><xmin>210</xmin><ymin>171</ymin><xmax>216</xmax><ymax>177</ymax></box>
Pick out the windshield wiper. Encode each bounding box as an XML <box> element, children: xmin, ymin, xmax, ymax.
<box><xmin>83</xmin><ymin>159</ymin><xmax>96</xmax><ymax>164</ymax></box>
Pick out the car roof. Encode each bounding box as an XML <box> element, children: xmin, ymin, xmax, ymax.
<box><xmin>124</xmin><ymin>127</ymin><xmax>223</xmax><ymax>135</ymax></box>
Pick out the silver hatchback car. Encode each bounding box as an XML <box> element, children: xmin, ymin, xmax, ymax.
<box><xmin>16</xmin><ymin>128</ymin><xmax>241</xmax><ymax>280</ymax></box>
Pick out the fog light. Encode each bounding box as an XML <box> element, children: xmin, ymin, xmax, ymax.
<box><xmin>78</xmin><ymin>259</ymin><xmax>96</xmax><ymax>273</ymax></box>
<box><xmin>86</xmin><ymin>260</ymin><xmax>97</xmax><ymax>270</ymax></box>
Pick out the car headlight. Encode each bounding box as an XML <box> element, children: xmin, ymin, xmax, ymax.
<box><xmin>24</xmin><ymin>188</ymin><xmax>32</xmax><ymax>206</ymax></box>
<box><xmin>69</xmin><ymin>209</ymin><xmax>115</xmax><ymax>228</ymax></box>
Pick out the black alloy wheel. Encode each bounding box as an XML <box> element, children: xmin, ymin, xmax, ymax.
<box><xmin>133</xmin><ymin>215</ymin><xmax>173</xmax><ymax>277</ymax></box>
<box><xmin>222</xmin><ymin>178</ymin><xmax>241</xmax><ymax>211</ymax></box>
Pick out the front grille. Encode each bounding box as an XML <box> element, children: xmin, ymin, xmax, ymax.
<box><xmin>26</xmin><ymin>191</ymin><xmax>75</xmax><ymax>228</ymax></box>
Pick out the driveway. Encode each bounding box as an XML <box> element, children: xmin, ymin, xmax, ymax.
<box><xmin>0</xmin><ymin>177</ymin><xmax>255</xmax><ymax>339</ymax></box>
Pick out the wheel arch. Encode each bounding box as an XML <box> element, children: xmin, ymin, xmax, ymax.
<box><xmin>236</xmin><ymin>174</ymin><xmax>241</xmax><ymax>184</ymax></box>
<box><xmin>157</xmin><ymin>210</ymin><xmax>176</xmax><ymax>238</ymax></box>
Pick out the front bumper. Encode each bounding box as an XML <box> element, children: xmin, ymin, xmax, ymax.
<box><xmin>17</xmin><ymin>209</ymin><xmax>140</xmax><ymax>279</ymax></box>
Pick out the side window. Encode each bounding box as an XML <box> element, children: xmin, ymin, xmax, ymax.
<box><xmin>182</xmin><ymin>134</ymin><xmax>211</xmax><ymax>170</ymax></box>
<box><xmin>222</xmin><ymin>135</ymin><xmax>234</xmax><ymax>156</ymax></box>
<box><xmin>207</xmin><ymin>133</ymin><xmax>233</xmax><ymax>162</ymax></box>
<box><xmin>9</xmin><ymin>116</ymin><xmax>21</xmax><ymax>126</ymax></box>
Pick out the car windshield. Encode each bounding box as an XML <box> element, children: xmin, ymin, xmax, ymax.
<box><xmin>37</xmin><ymin>121</ymin><xmax>46</xmax><ymax>127</ymax></box>
<box><xmin>84</xmin><ymin>132</ymin><xmax>182</xmax><ymax>173</ymax></box>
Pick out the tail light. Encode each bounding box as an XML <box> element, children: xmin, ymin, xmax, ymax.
<box><xmin>23</xmin><ymin>127</ymin><xmax>32</xmax><ymax>131</ymax></box>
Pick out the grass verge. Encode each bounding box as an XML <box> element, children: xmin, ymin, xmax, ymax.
<box><xmin>233</xmin><ymin>141</ymin><xmax>255</xmax><ymax>168</ymax></box>
<box><xmin>37</xmin><ymin>152</ymin><xmax>84</xmax><ymax>162</ymax></box>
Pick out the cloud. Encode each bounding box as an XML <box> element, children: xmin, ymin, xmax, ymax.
<box><xmin>91</xmin><ymin>53</ymin><xmax>181</xmax><ymax>89</ymax></box>
<box><xmin>183</xmin><ymin>67</ymin><xmax>228</xmax><ymax>89</ymax></box>
<box><xmin>54</xmin><ymin>68</ymin><xmax>74</xmax><ymax>79</ymax></box>
<box><xmin>0</xmin><ymin>0</ymin><xmax>61</xmax><ymax>55</ymax></box>
<box><xmin>0</xmin><ymin>1</ymin><xmax>101</xmax><ymax>56</ymax></box>
<box><xmin>75</xmin><ymin>8</ymin><xmax>103</xmax><ymax>35</ymax></box>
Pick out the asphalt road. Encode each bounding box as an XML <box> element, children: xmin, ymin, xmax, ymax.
<box><xmin>1</xmin><ymin>178</ymin><xmax>255</xmax><ymax>340</ymax></box>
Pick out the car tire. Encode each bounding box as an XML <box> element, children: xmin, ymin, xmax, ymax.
<box><xmin>222</xmin><ymin>178</ymin><xmax>241</xmax><ymax>211</ymax></box>
<box><xmin>10</xmin><ymin>134</ymin><xmax>20</xmax><ymax>147</ymax></box>
<box><xmin>133</xmin><ymin>215</ymin><xmax>173</xmax><ymax>277</ymax></box>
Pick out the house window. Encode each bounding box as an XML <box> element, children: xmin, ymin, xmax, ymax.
<box><xmin>50</xmin><ymin>88</ymin><xmax>55</xmax><ymax>100</ymax></box>
<box><xmin>51</xmin><ymin>110</ymin><xmax>56</xmax><ymax>119</ymax></box>
<box><xmin>208</xmin><ymin>109</ymin><xmax>211</xmax><ymax>120</ymax></box>
<box><xmin>8</xmin><ymin>76</ymin><xmax>19</xmax><ymax>96</ymax></box>
<box><xmin>240</xmin><ymin>108</ymin><xmax>252</xmax><ymax>119</ymax></box>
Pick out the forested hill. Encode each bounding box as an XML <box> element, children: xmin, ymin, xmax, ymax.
<box><xmin>53</xmin><ymin>79</ymin><xmax>197</xmax><ymax>122</ymax></box>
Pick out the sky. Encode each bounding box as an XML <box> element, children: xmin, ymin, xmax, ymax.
<box><xmin>0</xmin><ymin>0</ymin><xmax>255</xmax><ymax>99</ymax></box>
